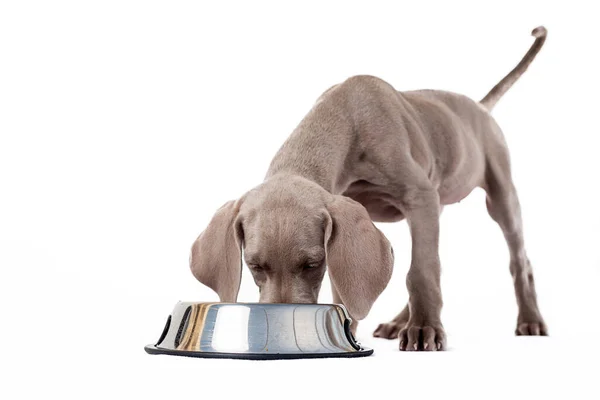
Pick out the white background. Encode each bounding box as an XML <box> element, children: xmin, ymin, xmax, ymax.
<box><xmin>1</xmin><ymin>1</ymin><xmax>599</xmax><ymax>399</ymax></box>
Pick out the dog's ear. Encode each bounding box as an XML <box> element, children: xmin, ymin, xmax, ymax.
<box><xmin>190</xmin><ymin>200</ymin><xmax>243</xmax><ymax>302</ymax></box>
<box><xmin>324</xmin><ymin>195</ymin><xmax>394</xmax><ymax>320</ymax></box>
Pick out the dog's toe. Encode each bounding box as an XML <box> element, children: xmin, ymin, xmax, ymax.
<box><xmin>516</xmin><ymin>322</ymin><xmax>548</xmax><ymax>336</ymax></box>
<box><xmin>398</xmin><ymin>323</ymin><xmax>446</xmax><ymax>351</ymax></box>
<box><xmin>373</xmin><ymin>321</ymin><xmax>403</xmax><ymax>339</ymax></box>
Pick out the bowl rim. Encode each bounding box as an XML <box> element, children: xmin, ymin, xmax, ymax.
<box><xmin>144</xmin><ymin>344</ymin><xmax>373</xmax><ymax>360</ymax></box>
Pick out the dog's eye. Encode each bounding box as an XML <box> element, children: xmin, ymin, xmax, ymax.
<box><xmin>302</xmin><ymin>264</ymin><xmax>318</xmax><ymax>271</ymax></box>
<box><xmin>249</xmin><ymin>264</ymin><xmax>264</xmax><ymax>272</ymax></box>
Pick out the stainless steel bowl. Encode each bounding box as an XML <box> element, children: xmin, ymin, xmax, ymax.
<box><xmin>145</xmin><ymin>302</ymin><xmax>373</xmax><ymax>359</ymax></box>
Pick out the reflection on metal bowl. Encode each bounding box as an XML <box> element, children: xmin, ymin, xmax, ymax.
<box><xmin>145</xmin><ymin>302</ymin><xmax>373</xmax><ymax>360</ymax></box>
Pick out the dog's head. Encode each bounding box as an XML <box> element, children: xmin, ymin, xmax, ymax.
<box><xmin>190</xmin><ymin>175</ymin><xmax>393</xmax><ymax>320</ymax></box>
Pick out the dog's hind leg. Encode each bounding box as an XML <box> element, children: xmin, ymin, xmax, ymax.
<box><xmin>484</xmin><ymin>141</ymin><xmax>547</xmax><ymax>336</ymax></box>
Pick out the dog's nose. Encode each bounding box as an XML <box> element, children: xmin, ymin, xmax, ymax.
<box><xmin>259</xmin><ymin>291</ymin><xmax>315</xmax><ymax>304</ymax></box>
<box><xmin>258</xmin><ymin>290</ymin><xmax>285</xmax><ymax>304</ymax></box>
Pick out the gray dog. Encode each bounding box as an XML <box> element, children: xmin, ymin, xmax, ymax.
<box><xmin>190</xmin><ymin>27</ymin><xmax>548</xmax><ymax>351</ymax></box>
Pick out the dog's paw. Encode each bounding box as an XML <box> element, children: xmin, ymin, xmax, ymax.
<box><xmin>373</xmin><ymin>321</ymin><xmax>405</xmax><ymax>340</ymax></box>
<box><xmin>398</xmin><ymin>323</ymin><xmax>446</xmax><ymax>351</ymax></box>
<box><xmin>516</xmin><ymin>321</ymin><xmax>548</xmax><ymax>336</ymax></box>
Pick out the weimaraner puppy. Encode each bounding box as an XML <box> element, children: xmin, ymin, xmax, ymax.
<box><xmin>190</xmin><ymin>27</ymin><xmax>548</xmax><ymax>351</ymax></box>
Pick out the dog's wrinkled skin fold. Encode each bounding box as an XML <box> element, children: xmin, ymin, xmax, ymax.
<box><xmin>191</xmin><ymin>27</ymin><xmax>548</xmax><ymax>351</ymax></box>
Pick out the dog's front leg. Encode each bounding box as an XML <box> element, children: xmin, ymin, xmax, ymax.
<box><xmin>399</xmin><ymin>187</ymin><xmax>446</xmax><ymax>351</ymax></box>
<box><xmin>330</xmin><ymin>282</ymin><xmax>359</xmax><ymax>336</ymax></box>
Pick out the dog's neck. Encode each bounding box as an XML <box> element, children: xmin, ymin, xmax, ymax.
<box><xmin>265</xmin><ymin>104</ymin><xmax>353</xmax><ymax>194</ymax></box>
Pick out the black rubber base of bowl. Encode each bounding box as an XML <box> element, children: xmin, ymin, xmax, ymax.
<box><xmin>144</xmin><ymin>345</ymin><xmax>373</xmax><ymax>360</ymax></box>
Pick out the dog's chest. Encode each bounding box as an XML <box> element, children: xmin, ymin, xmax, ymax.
<box><xmin>342</xmin><ymin>180</ymin><xmax>405</xmax><ymax>223</ymax></box>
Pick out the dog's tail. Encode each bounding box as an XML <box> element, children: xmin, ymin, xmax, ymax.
<box><xmin>480</xmin><ymin>26</ymin><xmax>547</xmax><ymax>110</ymax></box>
